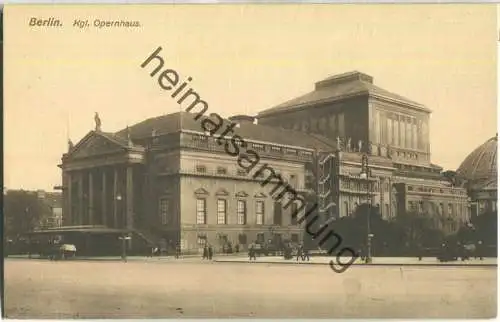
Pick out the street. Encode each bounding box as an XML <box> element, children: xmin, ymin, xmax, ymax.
<box><xmin>3</xmin><ymin>258</ymin><xmax>497</xmax><ymax>319</ymax></box>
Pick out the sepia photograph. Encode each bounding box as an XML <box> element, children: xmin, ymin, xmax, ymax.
<box><xmin>2</xmin><ymin>3</ymin><xmax>498</xmax><ymax>319</ymax></box>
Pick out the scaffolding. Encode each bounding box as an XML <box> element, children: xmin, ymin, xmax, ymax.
<box><xmin>316</xmin><ymin>151</ymin><xmax>338</xmax><ymax>223</ymax></box>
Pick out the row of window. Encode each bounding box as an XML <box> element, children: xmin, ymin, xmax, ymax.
<box><xmin>407</xmin><ymin>185</ymin><xmax>466</xmax><ymax>196</ymax></box>
<box><xmin>196</xmin><ymin>198</ymin><xmax>300</xmax><ymax>226</ymax></box>
<box><xmin>375</xmin><ymin>111</ymin><xmax>424</xmax><ymax>151</ymax></box>
<box><xmin>282</xmin><ymin>113</ymin><xmax>346</xmax><ymax>138</ymax></box>
<box><xmin>408</xmin><ymin>201</ymin><xmax>467</xmax><ymax>217</ymax></box>
<box><xmin>189</xmin><ymin>134</ymin><xmax>313</xmax><ymax>158</ymax></box>
<box><xmin>194</xmin><ymin>165</ymin><xmax>299</xmax><ymax>186</ymax></box>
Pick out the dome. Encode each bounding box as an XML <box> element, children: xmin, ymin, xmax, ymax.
<box><xmin>457</xmin><ymin>135</ymin><xmax>498</xmax><ymax>183</ymax></box>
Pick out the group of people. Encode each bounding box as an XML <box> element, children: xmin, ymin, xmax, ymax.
<box><xmin>202</xmin><ymin>244</ymin><xmax>214</xmax><ymax>260</ymax></box>
<box><xmin>295</xmin><ymin>244</ymin><xmax>310</xmax><ymax>261</ymax></box>
<box><xmin>247</xmin><ymin>243</ymin><xmax>311</xmax><ymax>261</ymax></box>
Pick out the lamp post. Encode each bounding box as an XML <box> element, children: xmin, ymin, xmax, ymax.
<box><xmin>115</xmin><ymin>194</ymin><xmax>131</xmax><ymax>261</ymax></box>
<box><xmin>360</xmin><ymin>154</ymin><xmax>373</xmax><ymax>264</ymax></box>
<box><xmin>118</xmin><ymin>234</ymin><xmax>131</xmax><ymax>262</ymax></box>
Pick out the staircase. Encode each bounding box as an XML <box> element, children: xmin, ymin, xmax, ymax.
<box><xmin>132</xmin><ymin>229</ymin><xmax>163</xmax><ymax>249</ymax></box>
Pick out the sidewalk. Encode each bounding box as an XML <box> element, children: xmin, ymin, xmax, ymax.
<box><xmin>214</xmin><ymin>256</ymin><xmax>498</xmax><ymax>267</ymax></box>
<box><xmin>6</xmin><ymin>253</ymin><xmax>249</xmax><ymax>262</ymax></box>
<box><xmin>7</xmin><ymin>254</ymin><xmax>497</xmax><ymax>267</ymax></box>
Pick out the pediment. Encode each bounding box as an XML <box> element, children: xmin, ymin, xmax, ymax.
<box><xmin>69</xmin><ymin>131</ymin><xmax>126</xmax><ymax>160</ymax></box>
<box><xmin>254</xmin><ymin>192</ymin><xmax>267</xmax><ymax>198</ymax></box>
<box><xmin>235</xmin><ymin>191</ymin><xmax>248</xmax><ymax>197</ymax></box>
<box><xmin>215</xmin><ymin>188</ymin><xmax>229</xmax><ymax>196</ymax></box>
<box><xmin>194</xmin><ymin>188</ymin><xmax>209</xmax><ymax>196</ymax></box>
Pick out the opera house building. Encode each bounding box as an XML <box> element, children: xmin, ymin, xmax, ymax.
<box><xmin>51</xmin><ymin>71</ymin><xmax>495</xmax><ymax>255</ymax></box>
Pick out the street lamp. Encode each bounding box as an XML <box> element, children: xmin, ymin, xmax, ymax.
<box><xmin>118</xmin><ymin>234</ymin><xmax>131</xmax><ymax>262</ymax></box>
<box><xmin>115</xmin><ymin>194</ymin><xmax>131</xmax><ymax>261</ymax></box>
<box><xmin>360</xmin><ymin>154</ymin><xmax>373</xmax><ymax>264</ymax></box>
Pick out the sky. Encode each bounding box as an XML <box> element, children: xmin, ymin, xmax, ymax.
<box><xmin>4</xmin><ymin>4</ymin><xmax>498</xmax><ymax>191</ymax></box>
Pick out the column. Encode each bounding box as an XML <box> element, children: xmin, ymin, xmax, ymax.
<box><xmin>394</xmin><ymin>116</ymin><xmax>400</xmax><ymax>147</ymax></box>
<box><xmin>78</xmin><ymin>171</ymin><xmax>84</xmax><ymax>226</ymax></box>
<box><xmin>113</xmin><ymin>168</ymin><xmax>119</xmax><ymax>228</ymax></box>
<box><xmin>63</xmin><ymin>171</ymin><xmax>72</xmax><ymax>226</ymax></box>
<box><xmin>126</xmin><ymin>166</ymin><xmax>134</xmax><ymax>229</ymax></box>
<box><xmin>102</xmin><ymin>168</ymin><xmax>107</xmax><ymax>226</ymax></box>
<box><xmin>88</xmin><ymin>171</ymin><xmax>94</xmax><ymax>225</ymax></box>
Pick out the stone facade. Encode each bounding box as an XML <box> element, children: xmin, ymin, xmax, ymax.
<box><xmin>59</xmin><ymin>71</ymin><xmax>472</xmax><ymax>254</ymax></box>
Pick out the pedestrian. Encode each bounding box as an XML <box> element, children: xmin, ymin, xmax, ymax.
<box><xmin>303</xmin><ymin>247</ymin><xmax>310</xmax><ymax>261</ymax></box>
<box><xmin>249</xmin><ymin>244</ymin><xmax>256</xmax><ymax>261</ymax></box>
<box><xmin>296</xmin><ymin>244</ymin><xmax>303</xmax><ymax>261</ymax></box>
<box><xmin>208</xmin><ymin>244</ymin><xmax>214</xmax><ymax>260</ymax></box>
<box><xmin>203</xmin><ymin>244</ymin><xmax>209</xmax><ymax>260</ymax></box>
<box><xmin>175</xmin><ymin>242</ymin><xmax>181</xmax><ymax>259</ymax></box>
<box><xmin>477</xmin><ymin>240</ymin><xmax>484</xmax><ymax>260</ymax></box>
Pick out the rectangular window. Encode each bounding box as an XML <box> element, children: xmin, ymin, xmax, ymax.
<box><xmin>400</xmin><ymin>118</ymin><xmax>405</xmax><ymax>148</ymax></box>
<box><xmin>196</xmin><ymin>165</ymin><xmax>207</xmax><ymax>173</ymax></box>
<box><xmin>412</xmin><ymin>122</ymin><xmax>418</xmax><ymax>149</ymax></box>
<box><xmin>338</xmin><ymin>113</ymin><xmax>345</xmax><ymax>137</ymax></box>
<box><xmin>291</xmin><ymin>234</ymin><xmax>299</xmax><ymax>243</ymax></box>
<box><xmin>159</xmin><ymin>198</ymin><xmax>169</xmax><ymax>225</ymax></box>
<box><xmin>252</xmin><ymin>143</ymin><xmax>266</xmax><ymax>151</ymax></box>
<box><xmin>405</xmin><ymin>118</ymin><xmax>411</xmax><ymax>149</ymax></box>
<box><xmin>256</xmin><ymin>200</ymin><xmax>265</xmax><ymax>225</ymax></box>
<box><xmin>217</xmin><ymin>199</ymin><xmax>227</xmax><ymax>224</ymax></box>
<box><xmin>374</xmin><ymin>111</ymin><xmax>380</xmax><ymax>144</ymax></box>
<box><xmin>393</xmin><ymin>118</ymin><xmax>399</xmax><ymax>147</ymax></box>
<box><xmin>217</xmin><ymin>167</ymin><xmax>227</xmax><ymax>175</ymax></box>
<box><xmin>271</xmin><ymin>146</ymin><xmax>282</xmax><ymax>153</ymax></box>
<box><xmin>387</xmin><ymin>118</ymin><xmax>393</xmax><ymax>145</ymax></box>
<box><xmin>196</xmin><ymin>198</ymin><xmax>206</xmax><ymax>224</ymax></box>
<box><xmin>237</xmin><ymin>200</ymin><xmax>247</xmax><ymax>225</ymax></box>
<box><xmin>237</xmin><ymin>169</ymin><xmax>247</xmax><ymax>176</ymax></box>
<box><xmin>291</xmin><ymin>202</ymin><xmax>298</xmax><ymax>225</ymax></box>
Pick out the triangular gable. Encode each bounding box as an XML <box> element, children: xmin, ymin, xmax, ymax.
<box><xmin>254</xmin><ymin>192</ymin><xmax>267</xmax><ymax>198</ymax></box>
<box><xmin>215</xmin><ymin>188</ymin><xmax>229</xmax><ymax>196</ymax></box>
<box><xmin>194</xmin><ymin>188</ymin><xmax>209</xmax><ymax>196</ymax></box>
<box><xmin>235</xmin><ymin>191</ymin><xmax>248</xmax><ymax>197</ymax></box>
<box><xmin>69</xmin><ymin>131</ymin><xmax>128</xmax><ymax>160</ymax></box>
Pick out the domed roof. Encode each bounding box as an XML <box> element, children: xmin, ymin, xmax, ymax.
<box><xmin>457</xmin><ymin>135</ymin><xmax>497</xmax><ymax>184</ymax></box>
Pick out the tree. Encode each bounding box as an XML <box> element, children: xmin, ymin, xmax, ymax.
<box><xmin>3</xmin><ymin>190</ymin><xmax>46</xmax><ymax>240</ymax></box>
<box><xmin>392</xmin><ymin>211</ymin><xmax>444</xmax><ymax>249</ymax></box>
<box><xmin>470</xmin><ymin>210</ymin><xmax>497</xmax><ymax>246</ymax></box>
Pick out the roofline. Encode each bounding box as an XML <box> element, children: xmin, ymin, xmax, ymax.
<box><xmin>258</xmin><ymin>90</ymin><xmax>430</xmax><ymax>119</ymax></box>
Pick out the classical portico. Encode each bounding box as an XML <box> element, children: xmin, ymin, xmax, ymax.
<box><xmin>60</xmin><ymin>119</ymin><xmax>145</xmax><ymax>230</ymax></box>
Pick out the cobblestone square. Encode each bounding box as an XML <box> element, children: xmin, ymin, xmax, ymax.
<box><xmin>4</xmin><ymin>258</ymin><xmax>497</xmax><ymax>319</ymax></box>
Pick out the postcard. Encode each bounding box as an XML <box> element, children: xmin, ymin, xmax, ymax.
<box><xmin>3</xmin><ymin>4</ymin><xmax>498</xmax><ymax>319</ymax></box>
